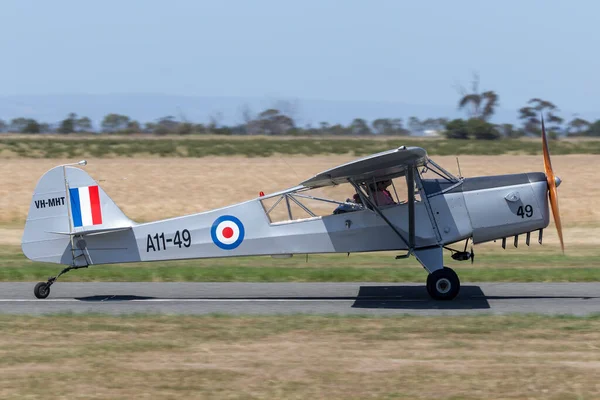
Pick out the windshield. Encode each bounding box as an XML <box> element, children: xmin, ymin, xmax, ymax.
<box><xmin>420</xmin><ymin>158</ymin><xmax>459</xmax><ymax>182</ymax></box>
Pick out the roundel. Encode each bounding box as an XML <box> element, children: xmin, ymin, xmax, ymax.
<box><xmin>211</xmin><ymin>215</ymin><xmax>245</xmax><ymax>250</ymax></box>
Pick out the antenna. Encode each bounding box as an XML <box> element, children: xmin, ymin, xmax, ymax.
<box><xmin>456</xmin><ymin>157</ymin><xmax>463</xmax><ymax>178</ymax></box>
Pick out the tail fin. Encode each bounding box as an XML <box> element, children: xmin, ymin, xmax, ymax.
<box><xmin>22</xmin><ymin>164</ymin><xmax>134</xmax><ymax>264</ymax></box>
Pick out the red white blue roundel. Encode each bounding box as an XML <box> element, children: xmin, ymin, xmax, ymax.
<box><xmin>211</xmin><ymin>215</ymin><xmax>245</xmax><ymax>250</ymax></box>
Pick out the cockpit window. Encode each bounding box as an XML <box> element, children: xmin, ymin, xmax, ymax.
<box><xmin>420</xmin><ymin>158</ymin><xmax>459</xmax><ymax>183</ymax></box>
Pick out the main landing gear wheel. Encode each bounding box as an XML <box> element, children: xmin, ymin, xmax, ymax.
<box><xmin>34</xmin><ymin>282</ymin><xmax>50</xmax><ymax>299</ymax></box>
<box><xmin>426</xmin><ymin>267</ymin><xmax>460</xmax><ymax>300</ymax></box>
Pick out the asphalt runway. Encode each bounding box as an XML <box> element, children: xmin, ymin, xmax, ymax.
<box><xmin>0</xmin><ymin>282</ymin><xmax>599</xmax><ymax>316</ymax></box>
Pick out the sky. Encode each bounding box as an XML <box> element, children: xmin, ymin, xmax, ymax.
<box><xmin>1</xmin><ymin>0</ymin><xmax>599</xmax><ymax>122</ymax></box>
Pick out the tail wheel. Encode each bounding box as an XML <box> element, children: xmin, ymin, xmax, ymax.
<box><xmin>34</xmin><ymin>282</ymin><xmax>50</xmax><ymax>299</ymax></box>
<box><xmin>426</xmin><ymin>267</ymin><xmax>460</xmax><ymax>300</ymax></box>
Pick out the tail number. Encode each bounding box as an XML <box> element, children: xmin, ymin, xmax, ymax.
<box><xmin>516</xmin><ymin>205</ymin><xmax>533</xmax><ymax>219</ymax></box>
<box><xmin>146</xmin><ymin>230</ymin><xmax>191</xmax><ymax>252</ymax></box>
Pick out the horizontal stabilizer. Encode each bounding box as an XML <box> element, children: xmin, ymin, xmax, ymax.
<box><xmin>46</xmin><ymin>227</ymin><xmax>132</xmax><ymax>237</ymax></box>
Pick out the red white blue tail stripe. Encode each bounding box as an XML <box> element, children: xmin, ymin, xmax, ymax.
<box><xmin>69</xmin><ymin>186</ymin><xmax>102</xmax><ymax>227</ymax></box>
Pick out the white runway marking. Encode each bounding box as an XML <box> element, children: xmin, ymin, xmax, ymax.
<box><xmin>0</xmin><ymin>298</ymin><xmax>385</xmax><ymax>303</ymax></box>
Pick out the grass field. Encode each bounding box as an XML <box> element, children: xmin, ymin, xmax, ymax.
<box><xmin>2</xmin><ymin>135</ymin><xmax>600</xmax><ymax>159</ymax></box>
<box><xmin>1</xmin><ymin>314</ymin><xmax>599</xmax><ymax>399</ymax></box>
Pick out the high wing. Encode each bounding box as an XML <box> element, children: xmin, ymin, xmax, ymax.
<box><xmin>301</xmin><ymin>146</ymin><xmax>428</xmax><ymax>188</ymax></box>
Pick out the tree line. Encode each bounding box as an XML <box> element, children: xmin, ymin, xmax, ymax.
<box><xmin>1</xmin><ymin>76</ymin><xmax>599</xmax><ymax>139</ymax></box>
<box><xmin>0</xmin><ymin>111</ymin><xmax>451</xmax><ymax>137</ymax></box>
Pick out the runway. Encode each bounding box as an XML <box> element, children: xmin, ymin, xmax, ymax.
<box><xmin>0</xmin><ymin>282</ymin><xmax>599</xmax><ymax>316</ymax></box>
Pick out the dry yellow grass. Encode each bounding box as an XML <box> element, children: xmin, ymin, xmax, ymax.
<box><xmin>0</xmin><ymin>315</ymin><xmax>599</xmax><ymax>400</ymax></box>
<box><xmin>1</xmin><ymin>155</ymin><xmax>598</xmax><ymax>247</ymax></box>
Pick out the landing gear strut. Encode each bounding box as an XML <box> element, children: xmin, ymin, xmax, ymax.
<box><xmin>426</xmin><ymin>267</ymin><xmax>460</xmax><ymax>300</ymax></box>
<box><xmin>33</xmin><ymin>265</ymin><xmax>88</xmax><ymax>299</ymax></box>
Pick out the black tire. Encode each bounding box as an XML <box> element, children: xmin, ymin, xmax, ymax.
<box><xmin>34</xmin><ymin>282</ymin><xmax>50</xmax><ymax>299</ymax></box>
<box><xmin>426</xmin><ymin>267</ymin><xmax>460</xmax><ymax>300</ymax></box>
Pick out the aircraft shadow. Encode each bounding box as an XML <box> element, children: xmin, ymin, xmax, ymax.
<box><xmin>351</xmin><ymin>285</ymin><xmax>491</xmax><ymax>310</ymax></box>
<box><xmin>74</xmin><ymin>286</ymin><xmax>490</xmax><ymax>310</ymax></box>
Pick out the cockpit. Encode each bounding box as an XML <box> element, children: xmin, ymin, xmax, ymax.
<box><xmin>259</xmin><ymin>149</ymin><xmax>459</xmax><ymax>224</ymax></box>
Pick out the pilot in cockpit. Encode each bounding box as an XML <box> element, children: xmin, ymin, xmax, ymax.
<box><xmin>334</xmin><ymin>179</ymin><xmax>396</xmax><ymax>214</ymax></box>
<box><xmin>368</xmin><ymin>179</ymin><xmax>396</xmax><ymax>206</ymax></box>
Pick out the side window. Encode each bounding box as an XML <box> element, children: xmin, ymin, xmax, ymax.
<box><xmin>390</xmin><ymin>177</ymin><xmax>408</xmax><ymax>203</ymax></box>
<box><xmin>260</xmin><ymin>184</ymin><xmax>362</xmax><ymax>223</ymax></box>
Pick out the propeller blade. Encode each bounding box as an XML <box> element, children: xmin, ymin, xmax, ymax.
<box><xmin>541</xmin><ymin>117</ymin><xmax>565</xmax><ymax>253</ymax></box>
<box><xmin>549</xmin><ymin>184</ymin><xmax>564</xmax><ymax>253</ymax></box>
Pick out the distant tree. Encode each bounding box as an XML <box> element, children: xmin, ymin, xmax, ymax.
<box><xmin>585</xmin><ymin>120</ymin><xmax>600</xmax><ymax>137</ymax></box>
<box><xmin>101</xmin><ymin>113</ymin><xmax>131</xmax><ymax>133</ymax></box>
<box><xmin>22</xmin><ymin>119</ymin><xmax>41</xmax><ymax>134</ymax></box>
<box><xmin>444</xmin><ymin>119</ymin><xmax>469</xmax><ymax>139</ymax></box>
<box><xmin>194</xmin><ymin>123</ymin><xmax>207</xmax><ymax>134</ymax></box>
<box><xmin>228</xmin><ymin>124</ymin><xmax>247</xmax><ymax>135</ymax></box>
<box><xmin>76</xmin><ymin>116</ymin><xmax>93</xmax><ymax>133</ymax></box>
<box><xmin>58</xmin><ymin>119</ymin><xmax>74</xmax><ymax>134</ymax></box>
<box><xmin>318</xmin><ymin>122</ymin><xmax>331</xmax><ymax>134</ymax></box>
<box><xmin>328</xmin><ymin>124</ymin><xmax>348</xmax><ymax>135</ymax></box>
<box><xmin>57</xmin><ymin>113</ymin><xmax>77</xmax><ymax>134</ymax></box>
<box><xmin>349</xmin><ymin>118</ymin><xmax>371</xmax><ymax>135</ymax></box>
<box><xmin>153</xmin><ymin>116</ymin><xmax>178</xmax><ymax>135</ymax></box>
<box><xmin>391</xmin><ymin>118</ymin><xmax>409</xmax><ymax>135</ymax></box>
<box><xmin>207</xmin><ymin>112</ymin><xmax>224</xmax><ymax>133</ymax></box>
<box><xmin>0</xmin><ymin>119</ymin><xmax>6</xmax><ymax>132</ymax></box>
<box><xmin>467</xmin><ymin>118</ymin><xmax>500</xmax><ymax>140</ymax></box>
<box><xmin>370</xmin><ymin>118</ymin><xmax>407</xmax><ymax>135</ymax></box>
<box><xmin>124</xmin><ymin>120</ymin><xmax>141</xmax><ymax>134</ymax></box>
<box><xmin>143</xmin><ymin>122</ymin><xmax>156</xmax><ymax>134</ymax></box>
<box><xmin>498</xmin><ymin>123</ymin><xmax>524</xmax><ymax>138</ymax></box>
<box><xmin>247</xmin><ymin>109</ymin><xmax>295</xmax><ymax>135</ymax></box>
<box><xmin>457</xmin><ymin>73</ymin><xmax>499</xmax><ymax>121</ymax></box>
<box><xmin>9</xmin><ymin>117</ymin><xmax>29</xmax><ymax>132</ymax></box>
<box><xmin>39</xmin><ymin>123</ymin><xmax>52</xmax><ymax>133</ymax></box>
<box><xmin>518</xmin><ymin>98</ymin><xmax>563</xmax><ymax>136</ymax></box>
<box><xmin>372</xmin><ymin>118</ymin><xmax>393</xmax><ymax>135</ymax></box>
<box><xmin>566</xmin><ymin>117</ymin><xmax>591</xmax><ymax>136</ymax></box>
<box><xmin>176</xmin><ymin>122</ymin><xmax>194</xmax><ymax>135</ymax></box>
<box><xmin>213</xmin><ymin>125</ymin><xmax>233</xmax><ymax>135</ymax></box>
<box><xmin>408</xmin><ymin>116</ymin><xmax>422</xmax><ymax>134</ymax></box>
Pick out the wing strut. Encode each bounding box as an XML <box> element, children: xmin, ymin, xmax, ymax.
<box><xmin>407</xmin><ymin>166</ymin><xmax>416</xmax><ymax>249</ymax></box>
<box><xmin>348</xmin><ymin>177</ymin><xmax>413</xmax><ymax>253</ymax></box>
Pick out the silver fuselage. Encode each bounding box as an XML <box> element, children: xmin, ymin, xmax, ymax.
<box><xmin>22</xmin><ymin>165</ymin><xmax>550</xmax><ymax>267</ymax></box>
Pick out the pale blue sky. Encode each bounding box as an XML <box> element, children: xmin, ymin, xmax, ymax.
<box><xmin>1</xmin><ymin>0</ymin><xmax>599</xmax><ymax>120</ymax></box>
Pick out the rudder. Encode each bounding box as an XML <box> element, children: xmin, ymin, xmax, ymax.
<box><xmin>22</xmin><ymin>164</ymin><xmax>134</xmax><ymax>265</ymax></box>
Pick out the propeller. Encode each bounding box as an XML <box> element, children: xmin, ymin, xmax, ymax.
<box><xmin>541</xmin><ymin>117</ymin><xmax>565</xmax><ymax>253</ymax></box>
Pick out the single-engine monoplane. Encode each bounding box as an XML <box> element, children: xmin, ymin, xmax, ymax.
<box><xmin>23</xmin><ymin>120</ymin><xmax>563</xmax><ymax>300</ymax></box>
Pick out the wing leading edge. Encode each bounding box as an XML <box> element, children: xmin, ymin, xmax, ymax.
<box><xmin>301</xmin><ymin>146</ymin><xmax>428</xmax><ymax>188</ymax></box>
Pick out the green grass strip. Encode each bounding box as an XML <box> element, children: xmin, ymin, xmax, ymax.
<box><xmin>2</xmin><ymin>265</ymin><xmax>600</xmax><ymax>283</ymax></box>
<box><xmin>2</xmin><ymin>137</ymin><xmax>600</xmax><ymax>158</ymax></box>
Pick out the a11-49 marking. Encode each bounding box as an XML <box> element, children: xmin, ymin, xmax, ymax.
<box><xmin>146</xmin><ymin>229</ymin><xmax>191</xmax><ymax>252</ymax></box>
